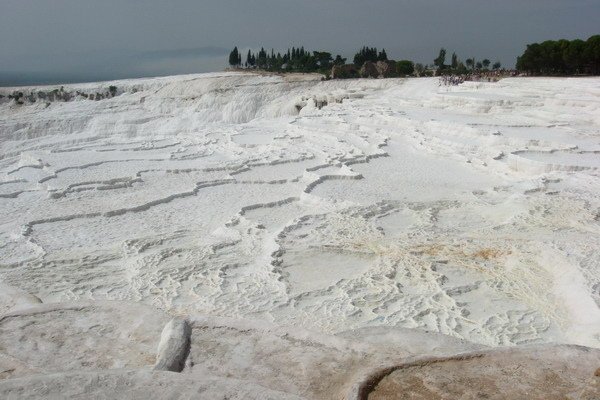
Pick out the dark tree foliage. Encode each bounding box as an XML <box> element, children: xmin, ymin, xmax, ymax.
<box><xmin>378</xmin><ymin>49</ymin><xmax>388</xmax><ymax>61</ymax></box>
<box><xmin>584</xmin><ymin>35</ymin><xmax>600</xmax><ymax>74</ymax></box>
<box><xmin>232</xmin><ymin>46</ymin><xmax>341</xmax><ymax>73</ymax></box>
<box><xmin>516</xmin><ymin>36</ymin><xmax>600</xmax><ymax>75</ymax></box>
<box><xmin>313</xmin><ymin>51</ymin><xmax>333</xmax><ymax>69</ymax></box>
<box><xmin>228</xmin><ymin>47</ymin><xmax>241</xmax><ymax>67</ymax></box>
<box><xmin>482</xmin><ymin>59</ymin><xmax>491</xmax><ymax>69</ymax></box>
<box><xmin>396</xmin><ymin>60</ymin><xmax>415</xmax><ymax>75</ymax></box>
<box><xmin>257</xmin><ymin>47</ymin><xmax>267</xmax><ymax>68</ymax></box>
<box><xmin>334</xmin><ymin>55</ymin><xmax>347</xmax><ymax>65</ymax></box>
<box><xmin>451</xmin><ymin>52</ymin><xmax>458</xmax><ymax>69</ymax></box>
<box><xmin>353</xmin><ymin>47</ymin><xmax>379</xmax><ymax>66</ymax></box>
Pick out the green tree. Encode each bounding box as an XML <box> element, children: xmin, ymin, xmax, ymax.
<box><xmin>313</xmin><ymin>51</ymin><xmax>333</xmax><ymax>69</ymax></box>
<box><xmin>465</xmin><ymin>58</ymin><xmax>474</xmax><ymax>70</ymax></box>
<box><xmin>516</xmin><ymin>39</ymin><xmax>585</xmax><ymax>75</ymax></box>
<box><xmin>564</xmin><ymin>40</ymin><xmax>585</xmax><ymax>73</ymax></box>
<box><xmin>516</xmin><ymin>43</ymin><xmax>538</xmax><ymax>72</ymax></box>
<box><xmin>492</xmin><ymin>61</ymin><xmax>501</xmax><ymax>70</ymax></box>
<box><xmin>585</xmin><ymin>35</ymin><xmax>600</xmax><ymax>75</ymax></box>
<box><xmin>482</xmin><ymin>59</ymin><xmax>491</xmax><ymax>69</ymax></box>
<box><xmin>396</xmin><ymin>60</ymin><xmax>415</xmax><ymax>75</ymax></box>
<box><xmin>257</xmin><ymin>47</ymin><xmax>267</xmax><ymax>68</ymax></box>
<box><xmin>228</xmin><ymin>47</ymin><xmax>240</xmax><ymax>67</ymax></box>
<box><xmin>451</xmin><ymin>52</ymin><xmax>458</xmax><ymax>69</ymax></box>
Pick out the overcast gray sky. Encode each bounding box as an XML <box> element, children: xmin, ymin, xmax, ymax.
<box><xmin>1</xmin><ymin>0</ymin><xmax>598</xmax><ymax>85</ymax></box>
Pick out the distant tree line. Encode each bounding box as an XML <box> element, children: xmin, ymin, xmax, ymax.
<box><xmin>228</xmin><ymin>46</ymin><xmax>345</xmax><ymax>73</ymax></box>
<box><xmin>352</xmin><ymin>47</ymin><xmax>388</xmax><ymax>66</ymax></box>
<box><xmin>516</xmin><ymin>36</ymin><xmax>600</xmax><ymax>75</ymax></box>
<box><xmin>228</xmin><ymin>36</ymin><xmax>600</xmax><ymax>79</ymax></box>
<box><xmin>229</xmin><ymin>45</ymin><xmax>419</xmax><ymax>78</ymax></box>
<box><xmin>227</xmin><ymin>45</ymin><xmax>509</xmax><ymax>78</ymax></box>
<box><xmin>432</xmin><ymin>48</ymin><xmax>501</xmax><ymax>74</ymax></box>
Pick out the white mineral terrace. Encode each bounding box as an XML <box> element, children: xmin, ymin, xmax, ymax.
<box><xmin>0</xmin><ymin>73</ymin><xmax>599</xmax><ymax>398</ymax></box>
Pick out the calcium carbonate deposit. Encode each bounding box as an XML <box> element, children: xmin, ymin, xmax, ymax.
<box><xmin>1</xmin><ymin>74</ymin><xmax>600</xmax><ymax>397</ymax></box>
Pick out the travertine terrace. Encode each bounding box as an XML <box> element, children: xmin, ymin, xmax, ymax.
<box><xmin>1</xmin><ymin>73</ymin><xmax>599</xmax><ymax>398</ymax></box>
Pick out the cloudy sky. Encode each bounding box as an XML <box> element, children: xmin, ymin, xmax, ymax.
<box><xmin>1</xmin><ymin>0</ymin><xmax>598</xmax><ymax>85</ymax></box>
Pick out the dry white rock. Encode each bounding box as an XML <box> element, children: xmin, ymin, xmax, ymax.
<box><xmin>0</xmin><ymin>301</ymin><xmax>169</xmax><ymax>380</ymax></box>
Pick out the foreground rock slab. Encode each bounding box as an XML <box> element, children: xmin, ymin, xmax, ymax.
<box><xmin>0</xmin><ymin>301</ymin><xmax>169</xmax><ymax>380</ymax></box>
<box><xmin>0</xmin><ymin>369</ymin><xmax>303</xmax><ymax>400</ymax></box>
<box><xmin>185</xmin><ymin>316</ymin><xmax>483</xmax><ymax>399</ymax></box>
<box><xmin>365</xmin><ymin>345</ymin><xmax>600</xmax><ymax>400</ymax></box>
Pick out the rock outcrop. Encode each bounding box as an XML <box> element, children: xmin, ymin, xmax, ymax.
<box><xmin>0</xmin><ymin>86</ymin><xmax>120</xmax><ymax>106</ymax></box>
<box><xmin>360</xmin><ymin>61</ymin><xmax>379</xmax><ymax>78</ymax></box>
<box><xmin>375</xmin><ymin>60</ymin><xmax>397</xmax><ymax>78</ymax></box>
<box><xmin>153</xmin><ymin>318</ymin><xmax>191</xmax><ymax>372</ymax></box>
<box><xmin>331</xmin><ymin>64</ymin><xmax>359</xmax><ymax>79</ymax></box>
<box><xmin>364</xmin><ymin>345</ymin><xmax>600</xmax><ymax>400</ymax></box>
<box><xmin>358</xmin><ymin>61</ymin><xmax>397</xmax><ymax>78</ymax></box>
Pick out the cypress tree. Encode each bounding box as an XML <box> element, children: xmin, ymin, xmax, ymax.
<box><xmin>228</xmin><ymin>47</ymin><xmax>239</xmax><ymax>67</ymax></box>
<box><xmin>451</xmin><ymin>52</ymin><xmax>458</xmax><ymax>69</ymax></box>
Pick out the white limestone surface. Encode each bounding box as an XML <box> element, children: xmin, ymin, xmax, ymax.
<box><xmin>1</xmin><ymin>73</ymin><xmax>600</xmax><ymax>352</ymax></box>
